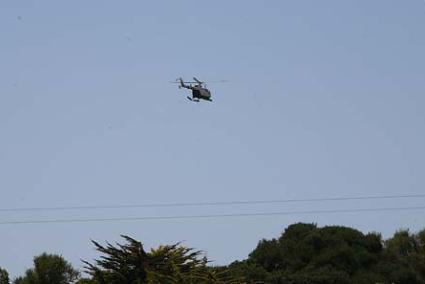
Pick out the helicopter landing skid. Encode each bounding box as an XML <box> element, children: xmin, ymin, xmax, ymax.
<box><xmin>187</xmin><ymin>96</ymin><xmax>200</xmax><ymax>102</ymax></box>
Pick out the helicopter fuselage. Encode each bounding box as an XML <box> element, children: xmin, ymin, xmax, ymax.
<box><xmin>177</xmin><ymin>77</ymin><xmax>213</xmax><ymax>102</ymax></box>
<box><xmin>191</xmin><ymin>86</ymin><xmax>212</xmax><ymax>101</ymax></box>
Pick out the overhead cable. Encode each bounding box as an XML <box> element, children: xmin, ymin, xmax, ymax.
<box><xmin>1</xmin><ymin>193</ymin><xmax>424</xmax><ymax>212</ymax></box>
<box><xmin>1</xmin><ymin>205</ymin><xmax>424</xmax><ymax>225</ymax></box>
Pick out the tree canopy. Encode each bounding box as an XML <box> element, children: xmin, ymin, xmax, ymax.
<box><xmin>81</xmin><ymin>235</ymin><xmax>241</xmax><ymax>284</ymax></box>
<box><xmin>0</xmin><ymin>267</ymin><xmax>9</xmax><ymax>284</ymax></box>
<box><xmin>225</xmin><ymin>223</ymin><xmax>425</xmax><ymax>284</ymax></box>
<box><xmin>13</xmin><ymin>253</ymin><xmax>79</xmax><ymax>284</ymax></box>
<box><xmin>7</xmin><ymin>223</ymin><xmax>425</xmax><ymax>284</ymax></box>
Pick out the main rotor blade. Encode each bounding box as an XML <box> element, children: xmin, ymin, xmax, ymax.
<box><xmin>193</xmin><ymin>77</ymin><xmax>202</xmax><ymax>84</ymax></box>
<box><xmin>206</xmin><ymin>80</ymin><xmax>230</xmax><ymax>83</ymax></box>
<box><xmin>170</xmin><ymin>80</ymin><xmax>229</xmax><ymax>84</ymax></box>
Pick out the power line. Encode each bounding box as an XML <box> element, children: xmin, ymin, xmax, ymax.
<box><xmin>1</xmin><ymin>205</ymin><xmax>425</xmax><ymax>225</ymax></box>
<box><xmin>1</xmin><ymin>193</ymin><xmax>424</xmax><ymax>212</ymax></box>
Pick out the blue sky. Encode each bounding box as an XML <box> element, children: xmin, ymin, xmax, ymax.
<box><xmin>1</xmin><ymin>0</ymin><xmax>425</xmax><ymax>278</ymax></box>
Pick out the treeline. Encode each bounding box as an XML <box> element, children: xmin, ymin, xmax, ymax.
<box><xmin>1</xmin><ymin>223</ymin><xmax>425</xmax><ymax>283</ymax></box>
<box><xmin>226</xmin><ymin>223</ymin><xmax>425</xmax><ymax>283</ymax></box>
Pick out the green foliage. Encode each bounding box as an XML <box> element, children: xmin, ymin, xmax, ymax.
<box><xmin>248</xmin><ymin>238</ymin><xmax>283</xmax><ymax>271</ymax></box>
<box><xmin>83</xmin><ymin>235</ymin><xmax>242</xmax><ymax>284</ymax></box>
<box><xmin>13</xmin><ymin>253</ymin><xmax>79</xmax><ymax>284</ymax></box>
<box><xmin>225</xmin><ymin>223</ymin><xmax>425</xmax><ymax>284</ymax></box>
<box><xmin>0</xmin><ymin>267</ymin><xmax>9</xmax><ymax>284</ymax></box>
<box><xmin>6</xmin><ymin>224</ymin><xmax>425</xmax><ymax>284</ymax></box>
<box><xmin>386</xmin><ymin>229</ymin><xmax>418</xmax><ymax>256</ymax></box>
<box><xmin>278</xmin><ymin>266</ymin><xmax>351</xmax><ymax>284</ymax></box>
<box><xmin>381</xmin><ymin>229</ymin><xmax>425</xmax><ymax>283</ymax></box>
<box><xmin>226</xmin><ymin>261</ymin><xmax>268</xmax><ymax>284</ymax></box>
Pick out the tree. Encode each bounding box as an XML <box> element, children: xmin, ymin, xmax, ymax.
<box><xmin>83</xmin><ymin>235</ymin><xmax>242</xmax><ymax>284</ymax></box>
<box><xmin>382</xmin><ymin>229</ymin><xmax>425</xmax><ymax>283</ymax></box>
<box><xmin>226</xmin><ymin>223</ymin><xmax>416</xmax><ymax>284</ymax></box>
<box><xmin>14</xmin><ymin>253</ymin><xmax>79</xmax><ymax>284</ymax></box>
<box><xmin>386</xmin><ymin>229</ymin><xmax>418</xmax><ymax>257</ymax></box>
<box><xmin>415</xmin><ymin>229</ymin><xmax>425</xmax><ymax>278</ymax></box>
<box><xmin>0</xmin><ymin>267</ymin><xmax>9</xmax><ymax>284</ymax></box>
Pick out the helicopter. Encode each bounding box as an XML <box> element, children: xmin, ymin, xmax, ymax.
<box><xmin>175</xmin><ymin>77</ymin><xmax>212</xmax><ymax>102</ymax></box>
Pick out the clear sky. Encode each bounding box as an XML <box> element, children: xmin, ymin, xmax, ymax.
<box><xmin>1</xmin><ymin>0</ymin><xmax>425</xmax><ymax>278</ymax></box>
